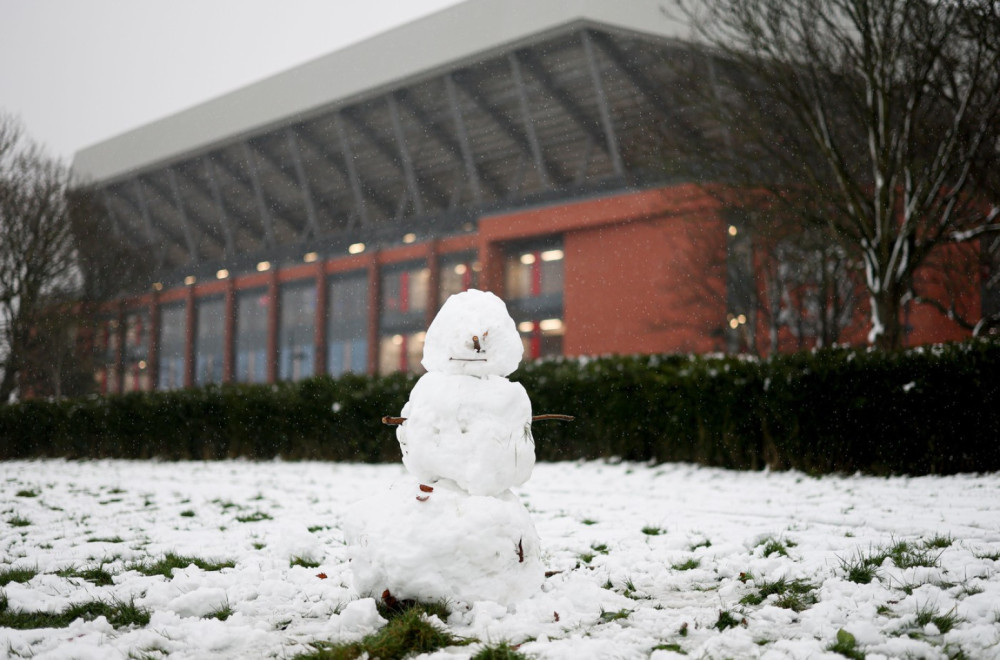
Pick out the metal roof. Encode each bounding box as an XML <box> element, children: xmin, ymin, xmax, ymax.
<box><xmin>72</xmin><ymin>0</ymin><xmax>703</xmax><ymax>287</ymax></box>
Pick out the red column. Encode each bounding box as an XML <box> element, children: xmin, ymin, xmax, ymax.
<box><xmin>113</xmin><ymin>300</ymin><xmax>126</xmax><ymax>394</ymax></box>
<box><xmin>426</xmin><ymin>240</ymin><xmax>441</xmax><ymax>323</ymax></box>
<box><xmin>367</xmin><ymin>254</ymin><xmax>380</xmax><ymax>375</ymax></box>
<box><xmin>148</xmin><ymin>291</ymin><xmax>160</xmax><ymax>391</ymax></box>
<box><xmin>223</xmin><ymin>278</ymin><xmax>236</xmax><ymax>383</ymax></box>
<box><xmin>267</xmin><ymin>268</ymin><xmax>280</xmax><ymax>383</ymax></box>
<box><xmin>314</xmin><ymin>262</ymin><xmax>327</xmax><ymax>376</ymax></box>
<box><xmin>184</xmin><ymin>285</ymin><xmax>196</xmax><ymax>389</ymax></box>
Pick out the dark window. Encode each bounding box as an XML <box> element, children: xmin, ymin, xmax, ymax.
<box><xmin>195</xmin><ymin>296</ymin><xmax>225</xmax><ymax>386</ymax></box>
<box><xmin>328</xmin><ymin>272</ymin><xmax>368</xmax><ymax>376</ymax></box>
<box><xmin>236</xmin><ymin>288</ymin><xmax>269</xmax><ymax>384</ymax></box>
<box><xmin>279</xmin><ymin>281</ymin><xmax>316</xmax><ymax>381</ymax></box>
<box><xmin>123</xmin><ymin>310</ymin><xmax>151</xmax><ymax>392</ymax></box>
<box><xmin>157</xmin><ymin>304</ymin><xmax>186</xmax><ymax>390</ymax></box>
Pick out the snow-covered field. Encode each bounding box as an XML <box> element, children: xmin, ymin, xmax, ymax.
<box><xmin>2</xmin><ymin>459</ymin><xmax>999</xmax><ymax>659</ymax></box>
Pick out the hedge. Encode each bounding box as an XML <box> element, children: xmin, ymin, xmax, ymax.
<box><xmin>1</xmin><ymin>339</ymin><xmax>997</xmax><ymax>475</ymax></box>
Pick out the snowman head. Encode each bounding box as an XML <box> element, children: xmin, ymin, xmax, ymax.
<box><xmin>421</xmin><ymin>289</ymin><xmax>523</xmax><ymax>377</ymax></box>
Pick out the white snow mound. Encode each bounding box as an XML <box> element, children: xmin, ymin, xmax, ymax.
<box><xmin>344</xmin><ymin>476</ymin><xmax>544</xmax><ymax>606</ymax></box>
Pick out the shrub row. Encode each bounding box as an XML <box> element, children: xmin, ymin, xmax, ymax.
<box><xmin>1</xmin><ymin>340</ymin><xmax>997</xmax><ymax>474</ymax></box>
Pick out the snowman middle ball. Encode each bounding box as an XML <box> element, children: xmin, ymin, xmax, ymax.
<box><xmin>398</xmin><ymin>371</ymin><xmax>533</xmax><ymax>496</ymax></box>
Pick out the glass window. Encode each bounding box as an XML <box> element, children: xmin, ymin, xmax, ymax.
<box><xmin>96</xmin><ymin>316</ymin><xmax>120</xmax><ymax>394</ymax></box>
<box><xmin>378</xmin><ymin>331</ymin><xmax>425</xmax><ymax>376</ymax></box>
<box><xmin>504</xmin><ymin>241</ymin><xmax>565</xmax><ymax>361</ymax></box>
<box><xmin>379</xmin><ymin>263</ymin><xmax>430</xmax><ymax>373</ymax></box>
<box><xmin>328</xmin><ymin>272</ymin><xmax>368</xmax><ymax>377</ymax></box>
<box><xmin>236</xmin><ymin>288</ymin><xmax>269</xmax><ymax>384</ymax></box>
<box><xmin>157</xmin><ymin>303</ymin><xmax>186</xmax><ymax>390</ymax></box>
<box><xmin>123</xmin><ymin>310</ymin><xmax>151</xmax><ymax>392</ymax></box>
<box><xmin>279</xmin><ymin>280</ymin><xmax>316</xmax><ymax>381</ymax></box>
<box><xmin>438</xmin><ymin>253</ymin><xmax>480</xmax><ymax>305</ymax></box>
<box><xmin>195</xmin><ymin>296</ymin><xmax>225</xmax><ymax>386</ymax></box>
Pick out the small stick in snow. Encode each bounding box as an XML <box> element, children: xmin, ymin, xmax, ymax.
<box><xmin>382</xmin><ymin>414</ymin><xmax>574</xmax><ymax>425</ymax></box>
<box><xmin>516</xmin><ymin>538</ymin><xmax>524</xmax><ymax>563</ymax></box>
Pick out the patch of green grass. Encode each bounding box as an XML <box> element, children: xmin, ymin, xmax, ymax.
<box><xmin>235</xmin><ymin>511</ymin><xmax>272</xmax><ymax>523</ymax></box>
<box><xmin>308</xmin><ymin>525</ymin><xmax>330</xmax><ymax>533</ymax></box>
<box><xmin>206</xmin><ymin>602</ymin><xmax>233</xmax><ymax>621</ymax></box>
<box><xmin>739</xmin><ymin>577</ymin><xmax>817</xmax><ymax>612</ymax></box>
<box><xmin>7</xmin><ymin>515</ymin><xmax>31</xmax><ymax>528</ymax></box>
<box><xmin>672</xmin><ymin>558</ymin><xmax>700</xmax><ymax>571</ymax></box>
<box><xmin>590</xmin><ymin>543</ymin><xmax>609</xmax><ymax>554</ymax></box>
<box><xmin>689</xmin><ymin>539</ymin><xmax>711</xmax><ymax>551</ymax></box>
<box><xmin>0</xmin><ymin>566</ymin><xmax>37</xmax><ymax>586</ymax></box>
<box><xmin>57</xmin><ymin>565</ymin><xmax>115</xmax><ymax>586</ymax></box>
<box><xmin>828</xmin><ymin>628</ymin><xmax>864</xmax><ymax>660</ymax></box>
<box><xmin>913</xmin><ymin>603</ymin><xmax>961</xmax><ymax>634</ymax></box>
<box><xmin>0</xmin><ymin>592</ymin><xmax>149</xmax><ymax>630</ymax></box>
<box><xmin>179</xmin><ymin>510</ymin><xmax>196</xmax><ymax>518</ymax></box>
<box><xmin>652</xmin><ymin>642</ymin><xmax>686</xmax><ymax>654</ymax></box>
<box><xmin>714</xmin><ymin>610</ymin><xmax>746</xmax><ymax>631</ymax></box>
<box><xmin>291</xmin><ymin>556</ymin><xmax>322</xmax><ymax>569</ymax></box>
<box><xmin>974</xmin><ymin>549</ymin><xmax>1000</xmax><ymax>561</ymax></box>
<box><xmin>923</xmin><ymin>534</ymin><xmax>953</xmax><ymax>550</ymax></box>
<box><xmin>839</xmin><ymin>551</ymin><xmax>880</xmax><ymax>584</ymax></box>
<box><xmin>599</xmin><ymin>608</ymin><xmax>631</xmax><ymax>623</ymax></box>
<box><xmin>758</xmin><ymin>537</ymin><xmax>789</xmax><ymax>557</ymax></box>
<box><xmin>886</xmin><ymin>540</ymin><xmax>938</xmax><ymax>569</ymax></box>
<box><xmin>130</xmin><ymin>552</ymin><xmax>235</xmax><ymax>578</ymax></box>
<box><xmin>470</xmin><ymin>641</ymin><xmax>530</xmax><ymax>659</ymax></box>
<box><xmin>578</xmin><ymin>552</ymin><xmax>595</xmax><ymax>564</ymax></box>
<box><xmin>581</xmin><ymin>519</ymin><xmax>598</xmax><ymax>526</ymax></box>
<box><xmin>15</xmin><ymin>489</ymin><xmax>38</xmax><ymax>498</ymax></box>
<box><xmin>87</xmin><ymin>536</ymin><xmax>124</xmax><ymax>543</ymax></box>
<box><xmin>299</xmin><ymin>604</ymin><xmax>461</xmax><ymax>660</ymax></box>
<box><xmin>641</xmin><ymin>526</ymin><xmax>664</xmax><ymax>536</ymax></box>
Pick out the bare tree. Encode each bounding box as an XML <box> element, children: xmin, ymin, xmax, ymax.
<box><xmin>670</xmin><ymin>0</ymin><xmax>1000</xmax><ymax>349</ymax></box>
<box><xmin>0</xmin><ymin>113</ymin><xmax>80</xmax><ymax>402</ymax></box>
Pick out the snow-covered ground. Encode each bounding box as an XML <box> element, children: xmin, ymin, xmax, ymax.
<box><xmin>2</xmin><ymin>459</ymin><xmax>999</xmax><ymax>659</ymax></box>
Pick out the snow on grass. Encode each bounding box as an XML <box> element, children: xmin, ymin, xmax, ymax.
<box><xmin>2</xmin><ymin>460</ymin><xmax>999</xmax><ymax>658</ymax></box>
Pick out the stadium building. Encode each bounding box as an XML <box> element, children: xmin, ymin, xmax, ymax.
<box><xmin>71</xmin><ymin>0</ymin><xmax>977</xmax><ymax>394</ymax></box>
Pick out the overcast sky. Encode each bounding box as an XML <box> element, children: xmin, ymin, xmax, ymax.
<box><xmin>0</xmin><ymin>0</ymin><xmax>463</xmax><ymax>163</ymax></box>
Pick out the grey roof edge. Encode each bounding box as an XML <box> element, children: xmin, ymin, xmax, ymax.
<box><xmin>71</xmin><ymin>0</ymin><xmax>690</xmax><ymax>184</ymax></box>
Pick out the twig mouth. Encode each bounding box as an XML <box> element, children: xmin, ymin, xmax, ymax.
<box><xmin>449</xmin><ymin>357</ymin><xmax>488</xmax><ymax>362</ymax></box>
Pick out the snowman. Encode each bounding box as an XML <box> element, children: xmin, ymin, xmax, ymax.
<box><xmin>345</xmin><ymin>290</ymin><xmax>551</xmax><ymax>606</ymax></box>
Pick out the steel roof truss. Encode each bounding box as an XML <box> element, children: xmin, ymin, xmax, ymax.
<box><xmin>580</xmin><ymin>30</ymin><xmax>625</xmax><ymax>177</ymax></box>
<box><xmin>507</xmin><ymin>52</ymin><xmax>550</xmax><ymax>190</ymax></box>
<box><xmin>452</xmin><ymin>67</ymin><xmax>570</xmax><ymax>187</ymax></box>
<box><xmin>170</xmin><ymin>163</ymin><xmax>242</xmax><ymax>252</ymax></box>
<box><xmin>386</xmin><ymin>92</ymin><xmax>424</xmax><ymax>216</ymax></box>
<box><xmin>202</xmin><ymin>157</ymin><xmax>236</xmax><ymax>258</ymax></box>
<box><xmin>233</xmin><ymin>140</ymin><xmax>307</xmax><ymax>237</ymax></box>
<box><xmin>332</xmin><ymin>112</ymin><xmax>372</xmax><ymax>231</ymax></box>
<box><xmin>162</xmin><ymin>169</ymin><xmax>201</xmax><ymax>263</ymax></box>
<box><xmin>444</xmin><ymin>73</ymin><xmax>484</xmax><ymax>204</ymax></box>
<box><xmin>240</xmin><ymin>142</ymin><xmax>277</xmax><ymax>248</ymax></box>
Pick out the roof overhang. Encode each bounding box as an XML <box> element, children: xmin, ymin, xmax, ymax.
<box><xmin>71</xmin><ymin>0</ymin><xmax>688</xmax><ymax>183</ymax></box>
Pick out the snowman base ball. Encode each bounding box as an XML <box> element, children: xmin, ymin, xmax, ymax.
<box><xmin>345</xmin><ymin>476</ymin><xmax>543</xmax><ymax>607</ymax></box>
